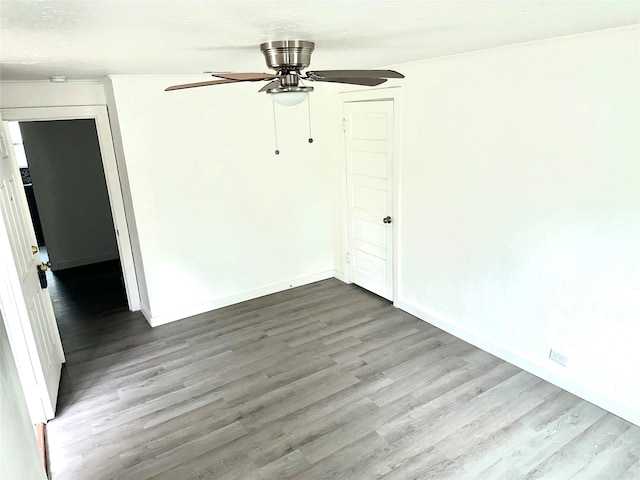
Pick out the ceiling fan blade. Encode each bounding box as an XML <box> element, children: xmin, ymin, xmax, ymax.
<box><xmin>211</xmin><ymin>72</ymin><xmax>280</xmax><ymax>81</ymax></box>
<box><xmin>306</xmin><ymin>69</ymin><xmax>404</xmax><ymax>79</ymax></box>
<box><xmin>259</xmin><ymin>79</ymin><xmax>280</xmax><ymax>92</ymax></box>
<box><xmin>165</xmin><ymin>79</ymin><xmax>240</xmax><ymax>91</ymax></box>
<box><xmin>308</xmin><ymin>77</ymin><xmax>388</xmax><ymax>86</ymax></box>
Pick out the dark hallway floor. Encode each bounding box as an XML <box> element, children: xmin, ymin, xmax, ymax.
<box><xmin>47</xmin><ymin>259</ymin><xmax>134</xmax><ymax>355</ymax></box>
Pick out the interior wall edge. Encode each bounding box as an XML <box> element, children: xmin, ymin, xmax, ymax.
<box><xmin>102</xmin><ymin>78</ymin><xmax>150</xmax><ymax>312</ymax></box>
<box><xmin>395</xmin><ymin>298</ymin><xmax>640</xmax><ymax>428</ymax></box>
<box><xmin>384</xmin><ymin>23</ymin><xmax>640</xmax><ymax>72</ymax></box>
<box><xmin>0</xmin><ymin>310</ymin><xmax>48</xmax><ymax>480</ymax></box>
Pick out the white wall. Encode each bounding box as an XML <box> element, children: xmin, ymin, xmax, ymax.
<box><xmin>377</xmin><ymin>26</ymin><xmax>638</xmax><ymax>424</ymax></box>
<box><xmin>106</xmin><ymin>76</ymin><xmax>335</xmax><ymax>325</ymax></box>
<box><xmin>20</xmin><ymin>119</ymin><xmax>119</xmax><ymax>270</ymax></box>
<box><xmin>0</xmin><ymin>310</ymin><xmax>47</xmax><ymax>480</ymax></box>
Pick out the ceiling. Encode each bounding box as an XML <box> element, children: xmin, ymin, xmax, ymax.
<box><xmin>1</xmin><ymin>0</ymin><xmax>638</xmax><ymax>82</ymax></box>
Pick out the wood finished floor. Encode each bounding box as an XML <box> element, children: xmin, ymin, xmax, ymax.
<box><xmin>46</xmin><ymin>266</ymin><xmax>640</xmax><ymax>480</ymax></box>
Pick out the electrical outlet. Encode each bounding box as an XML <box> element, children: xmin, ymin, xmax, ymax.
<box><xmin>549</xmin><ymin>349</ymin><xmax>569</xmax><ymax>367</ymax></box>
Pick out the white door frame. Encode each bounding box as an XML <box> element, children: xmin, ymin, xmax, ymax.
<box><xmin>339</xmin><ymin>87</ymin><xmax>403</xmax><ymax>303</ymax></box>
<box><xmin>1</xmin><ymin>106</ymin><xmax>140</xmax><ymax>311</ymax></box>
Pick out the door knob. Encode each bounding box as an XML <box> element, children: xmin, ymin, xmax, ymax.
<box><xmin>383</xmin><ymin>216</ymin><xmax>392</xmax><ymax>224</ymax></box>
<box><xmin>31</xmin><ymin>245</ymin><xmax>38</xmax><ymax>254</ymax></box>
<box><xmin>37</xmin><ymin>262</ymin><xmax>51</xmax><ymax>272</ymax></box>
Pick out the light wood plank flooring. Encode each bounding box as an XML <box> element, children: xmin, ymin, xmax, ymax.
<box><xmin>46</xmin><ymin>268</ymin><xmax>640</xmax><ymax>479</ymax></box>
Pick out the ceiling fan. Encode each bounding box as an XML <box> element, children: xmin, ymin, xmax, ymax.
<box><xmin>165</xmin><ymin>40</ymin><xmax>404</xmax><ymax>106</ymax></box>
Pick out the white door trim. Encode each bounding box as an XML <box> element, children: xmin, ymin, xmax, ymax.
<box><xmin>339</xmin><ymin>87</ymin><xmax>403</xmax><ymax>303</ymax></box>
<box><xmin>1</xmin><ymin>106</ymin><xmax>140</xmax><ymax>311</ymax></box>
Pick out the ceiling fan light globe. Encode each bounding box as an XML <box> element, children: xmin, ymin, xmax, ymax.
<box><xmin>271</xmin><ymin>91</ymin><xmax>309</xmax><ymax>106</ymax></box>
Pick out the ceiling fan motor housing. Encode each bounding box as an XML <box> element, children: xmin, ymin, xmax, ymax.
<box><xmin>260</xmin><ymin>40</ymin><xmax>315</xmax><ymax>74</ymax></box>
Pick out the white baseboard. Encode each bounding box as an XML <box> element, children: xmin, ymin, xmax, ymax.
<box><xmin>140</xmin><ymin>303</ymin><xmax>153</xmax><ymax>326</ymax></box>
<box><xmin>395</xmin><ymin>298</ymin><xmax>640</xmax><ymax>427</ymax></box>
<box><xmin>333</xmin><ymin>270</ymin><xmax>349</xmax><ymax>283</ymax></box>
<box><xmin>52</xmin><ymin>252</ymin><xmax>119</xmax><ymax>271</ymax></box>
<box><xmin>145</xmin><ymin>270</ymin><xmax>336</xmax><ymax>328</ymax></box>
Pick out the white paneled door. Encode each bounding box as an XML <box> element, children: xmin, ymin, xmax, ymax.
<box><xmin>344</xmin><ymin>100</ymin><xmax>394</xmax><ymax>300</ymax></box>
<box><xmin>0</xmin><ymin>114</ymin><xmax>64</xmax><ymax>422</ymax></box>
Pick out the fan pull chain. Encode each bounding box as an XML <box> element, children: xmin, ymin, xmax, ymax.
<box><xmin>271</xmin><ymin>98</ymin><xmax>280</xmax><ymax>155</ymax></box>
<box><xmin>307</xmin><ymin>95</ymin><xmax>314</xmax><ymax>144</ymax></box>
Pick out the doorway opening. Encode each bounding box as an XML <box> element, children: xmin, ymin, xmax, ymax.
<box><xmin>2</xmin><ymin>105</ymin><xmax>140</xmax><ymax>316</ymax></box>
<box><xmin>8</xmin><ymin>118</ymin><xmax>129</xmax><ymax>344</ymax></box>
